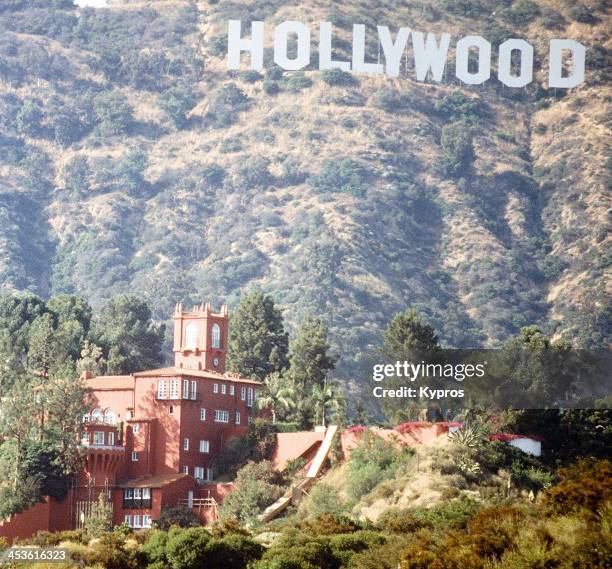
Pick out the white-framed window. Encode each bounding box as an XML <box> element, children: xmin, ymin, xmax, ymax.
<box><xmin>142</xmin><ymin>515</ymin><xmax>151</xmax><ymax>528</ymax></box>
<box><xmin>185</xmin><ymin>321</ymin><xmax>198</xmax><ymax>349</ymax></box>
<box><xmin>221</xmin><ymin>384</ymin><xmax>226</xmax><ymax>395</ymax></box>
<box><xmin>214</xmin><ymin>410</ymin><xmax>229</xmax><ymax>423</ymax></box>
<box><xmin>200</xmin><ymin>408</ymin><xmax>206</xmax><ymax>421</ymax></box>
<box><xmin>170</xmin><ymin>379</ymin><xmax>179</xmax><ymax>399</ymax></box>
<box><xmin>132</xmin><ymin>424</ymin><xmax>140</xmax><ymax>434</ymax></box>
<box><xmin>241</xmin><ymin>387</ymin><xmax>246</xmax><ymax>401</ymax></box>
<box><xmin>213</xmin><ymin>383</ymin><xmax>219</xmax><ymax>394</ymax></box>
<box><xmin>82</xmin><ymin>414</ymin><xmax>90</xmax><ymax>423</ymax></box>
<box><xmin>132</xmin><ymin>452</ymin><xmax>139</xmax><ymax>461</ymax></box>
<box><xmin>191</xmin><ymin>380</ymin><xmax>197</xmax><ymax>400</ymax></box>
<box><xmin>211</xmin><ymin>323</ymin><xmax>221</xmax><ymax>349</ymax></box>
<box><xmin>93</xmin><ymin>431</ymin><xmax>104</xmax><ymax>445</ymax></box>
<box><xmin>183</xmin><ymin>438</ymin><xmax>189</xmax><ymax>451</ymax></box>
<box><xmin>91</xmin><ymin>408</ymin><xmax>103</xmax><ymax>422</ymax></box>
<box><xmin>133</xmin><ymin>514</ymin><xmax>142</xmax><ymax>528</ymax></box>
<box><xmin>157</xmin><ymin>380</ymin><xmax>167</xmax><ymax>399</ymax></box>
<box><xmin>183</xmin><ymin>379</ymin><xmax>189</xmax><ymax>399</ymax></box>
<box><xmin>206</xmin><ymin>468</ymin><xmax>214</xmax><ymax>482</ymax></box>
<box><xmin>133</xmin><ymin>488</ymin><xmax>142</xmax><ymax>500</ymax></box>
<box><xmin>124</xmin><ymin>488</ymin><xmax>133</xmax><ymax>500</ymax></box>
<box><xmin>108</xmin><ymin>431</ymin><xmax>115</xmax><ymax>446</ymax></box>
<box><xmin>235</xmin><ymin>411</ymin><xmax>241</xmax><ymax>425</ymax></box>
<box><xmin>199</xmin><ymin>440</ymin><xmax>210</xmax><ymax>453</ymax></box>
<box><xmin>142</xmin><ymin>488</ymin><xmax>151</xmax><ymax>500</ymax></box>
<box><xmin>104</xmin><ymin>409</ymin><xmax>117</xmax><ymax>425</ymax></box>
<box><xmin>124</xmin><ymin>514</ymin><xmax>131</xmax><ymax>526</ymax></box>
<box><xmin>183</xmin><ymin>465</ymin><xmax>189</xmax><ymax>474</ymax></box>
<box><xmin>194</xmin><ymin>466</ymin><xmax>205</xmax><ymax>480</ymax></box>
<box><xmin>247</xmin><ymin>387</ymin><xmax>254</xmax><ymax>407</ymax></box>
<box><xmin>230</xmin><ymin>385</ymin><xmax>235</xmax><ymax>396</ymax></box>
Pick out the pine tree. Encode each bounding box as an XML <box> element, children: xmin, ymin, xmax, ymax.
<box><xmin>94</xmin><ymin>295</ymin><xmax>165</xmax><ymax>374</ymax></box>
<box><xmin>287</xmin><ymin>317</ymin><xmax>337</xmax><ymax>389</ymax></box>
<box><xmin>227</xmin><ymin>292</ymin><xmax>289</xmax><ymax>380</ymax></box>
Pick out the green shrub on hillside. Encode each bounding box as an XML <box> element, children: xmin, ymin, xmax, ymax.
<box><xmin>320</xmin><ymin>68</ymin><xmax>358</xmax><ymax>87</ymax></box>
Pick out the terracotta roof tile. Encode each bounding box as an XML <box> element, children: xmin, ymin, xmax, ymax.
<box><xmin>117</xmin><ymin>472</ymin><xmax>190</xmax><ymax>488</ymax></box>
<box><xmin>132</xmin><ymin>367</ymin><xmax>263</xmax><ymax>385</ymax></box>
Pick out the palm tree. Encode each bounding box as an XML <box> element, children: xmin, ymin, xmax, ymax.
<box><xmin>311</xmin><ymin>381</ymin><xmax>341</xmax><ymax>428</ymax></box>
<box><xmin>255</xmin><ymin>372</ymin><xmax>296</xmax><ymax>424</ymax></box>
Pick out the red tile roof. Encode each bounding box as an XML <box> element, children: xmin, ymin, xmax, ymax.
<box><xmin>85</xmin><ymin>375</ymin><xmax>134</xmax><ymax>390</ymax></box>
<box><xmin>133</xmin><ymin>367</ymin><xmax>263</xmax><ymax>386</ymax></box>
<box><xmin>118</xmin><ymin>472</ymin><xmax>190</xmax><ymax>488</ymax></box>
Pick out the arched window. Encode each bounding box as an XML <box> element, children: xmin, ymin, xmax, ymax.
<box><xmin>91</xmin><ymin>408</ymin><xmax>103</xmax><ymax>423</ymax></box>
<box><xmin>211</xmin><ymin>324</ymin><xmax>221</xmax><ymax>349</ymax></box>
<box><xmin>185</xmin><ymin>322</ymin><xmax>198</xmax><ymax>349</ymax></box>
<box><xmin>104</xmin><ymin>408</ymin><xmax>117</xmax><ymax>425</ymax></box>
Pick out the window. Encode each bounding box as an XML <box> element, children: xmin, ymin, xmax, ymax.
<box><xmin>248</xmin><ymin>416</ymin><xmax>253</xmax><ymax>425</ymax></box>
<box><xmin>132</xmin><ymin>424</ymin><xmax>140</xmax><ymax>434</ymax></box>
<box><xmin>241</xmin><ymin>387</ymin><xmax>246</xmax><ymax>401</ymax></box>
<box><xmin>247</xmin><ymin>387</ymin><xmax>254</xmax><ymax>407</ymax></box>
<box><xmin>221</xmin><ymin>384</ymin><xmax>226</xmax><ymax>395</ymax></box>
<box><xmin>142</xmin><ymin>515</ymin><xmax>151</xmax><ymax>528</ymax></box>
<box><xmin>132</xmin><ymin>452</ymin><xmax>139</xmax><ymax>462</ymax></box>
<box><xmin>91</xmin><ymin>408</ymin><xmax>103</xmax><ymax>422</ymax></box>
<box><xmin>169</xmin><ymin>405</ymin><xmax>174</xmax><ymax>415</ymax></box>
<box><xmin>211</xmin><ymin>323</ymin><xmax>221</xmax><ymax>349</ymax></box>
<box><xmin>235</xmin><ymin>411</ymin><xmax>241</xmax><ymax>425</ymax></box>
<box><xmin>124</xmin><ymin>514</ymin><xmax>131</xmax><ymax>525</ymax></box>
<box><xmin>170</xmin><ymin>379</ymin><xmax>179</xmax><ymax>399</ymax></box>
<box><xmin>93</xmin><ymin>431</ymin><xmax>104</xmax><ymax>446</ymax></box>
<box><xmin>200</xmin><ymin>408</ymin><xmax>206</xmax><ymax>421</ymax></box>
<box><xmin>81</xmin><ymin>433</ymin><xmax>89</xmax><ymax>445</ymax></box>
<box><xmin>183</xmin><ymin>379</ymin><xmax>189</xmax><ymax>399</ymax></box>
<box><xmin>213</xmin><ymin>383</ymin><xmax>219</xmax><ymax>394</ymax></box>
<box><xmin>82</xmin><ymin>414</ymin><xmax>90</xmax><ymax>423</ymax></box>
<box><xmin>214</xmin><ymin>410</ymin><xmax>229</xmax><ymax>423</ymax></box>
<box><xmin>199</xmin><ymin>440</ymin><xmax>210</xmax><ymax>453</ymax></box>
<box><xmin>108</xmin><ymin>431</ymin><xmax>115</xmax><ymax>446</ymax></box>
<box><xmin>157</xmin><ymin>380</ymin><xmax>167</xmax><ymax>399</ymax></box>
<box><xmin>185</xmin><ymin>321</ymin><xmax>198</xmax><ymax>349</ymax></box>
<box><xmin>123</xmin><ymin>487</ymin><xmax>152</xmax><ymax>509</ymax></box>
<box><xmin>104</xmin><ymin>409</ymin><xmax>116</xmax><ymax>424</ymax></box>
<box><xmin>230</xmin><ymin>385</ymin><xmax>235</xmax><ymax>396</ymax></box>
<box><xmin>206</xmin><ymin>468</ymin><xmax>214</xmax><ymax>482</ymax></box>
<box><xmin>183</xmin><ymin>438</ymin><xmax>189</xmax><ymax>451</ymax></box>
<box><xmin>133</xmin><ymin>514</ymin><xmax>141</xmax><ymax>528</ymax></box>
<box><xmin>191</xmin><ymin>380</ymin><xmax>197</xmax><ymax>400</ymax></box>
<box><xmin>183</xmin><ymin>465</ymin><xmax>189</xmax><ymax>474</ymax></box>
<box><xmin>194</xmin><ymin>466</ymin><xmax>204</xmax><ymax>480</ymax></box>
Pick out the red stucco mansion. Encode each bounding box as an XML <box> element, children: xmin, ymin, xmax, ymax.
<box><xmin>1</xmin><ymin>302</ymin><xmax>263</xmax><ymax>539</ymax></box>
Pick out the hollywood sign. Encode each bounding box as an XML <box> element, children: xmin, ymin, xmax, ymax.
<box><xmin>226</xmin><ymin>21</ymin><xmax>586</xmax><ymax>89</ymax></box>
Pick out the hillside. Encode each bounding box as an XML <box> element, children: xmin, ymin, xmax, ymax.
<box><xmin>0</xmin><ymin>0</ymin><xmax>609</xmax><ymax>379</ymax></box>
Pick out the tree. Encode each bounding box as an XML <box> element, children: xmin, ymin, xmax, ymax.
<box><xmin>166</xmin><ymin>527</ymin><xmax>212</xmax><ymax>569</ymax></box>
<box><xmin>219</xmin><ymin>461</ymin><xmax>284</xmax><ymax>525</ymax></box>
<box><xmin>95</xmin><ymin>295</ymin><xmax>165</xmax><ymax>374</ymax></box>
<box><xmin>158</xmin><ymin>84</ymin><xmax>197</xmax><ymax>129</ymax></box>
<box><xmin>76</xmin><ymin>340</ymin><xmax>106</xmax><ymax>377</ymax></box>
<box><xmin>255</xmin><ymin>372</ymin><xmax>295</xmax><ymax>424</ymax></box>
<box><xmin>379</xmin><ymin>309</ymin><xmax>442</xmax><ymax>423</ymax></box>
<box><xmin>288</xmin><ymin>317</ymin><xmax>337</xmax><ymax>389</ymax></box>
<box><xmin>156</xmin><ymin>505</ymin><xmax>201</xmax><ymax>530</ymax></box>
<box><xmin>84</xmin><ymin>492</ymin><xmax>113</xmax><ymax>537</ymax></box>
<box><xmin>311</xmin><ymin>382</ymin><xmax>342</xmax><ymax>428</ymax></box>
<box><xmin>438</xmin><ymin>121</ymin><xmax>474</xmax><ymax>179</ymax></box>
<box><xmin>47</xmin><ymin>294</ymin><xmax>93</xmax><ymax>361</ymax></box>
<box><xmin>227</xmin><ymin>292</ymin><xmax>288</xmax><ymax>380</ymax></box>
<box><xmin>27</xmin><ymin>313</ymin><xmax>63</xmax><ymax>377</ymax></box>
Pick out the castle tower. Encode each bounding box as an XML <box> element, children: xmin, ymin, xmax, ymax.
<box><xmin>172</xmin><ymin>303</ymin><xmax>229</xmax><ymax>372</ymax></box>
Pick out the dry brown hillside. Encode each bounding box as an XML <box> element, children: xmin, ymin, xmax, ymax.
<box><xmin>0</xmin><ymin>0</ymin><xmax>609</xmax><ymax>380</ymax></box>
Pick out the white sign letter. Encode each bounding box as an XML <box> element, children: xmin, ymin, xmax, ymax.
<box><xmin>498</xmin><ymin>39</ymin><xmax>533</xmax><ymax>87</ymax></box>
<box><xmin>319</xmin><ymin>22</ymin><xmax>351</xmax><ymax>71</ymax></box>
<box><xmin>378</xmin><ymin>26</ymin><xmax>410</xmax><ymax>78</ymax></box>
<box><xmin>456</xmin><ymin>35</ymin><xmax>491</xmax><ymax>85</ymax></box>
<box><xmin>548</xmin><ymin>39</ymin><xmax>585</xmax><ymax>88</ymax></box>
<box><xmin>274</xmin><ymin>21</ymin><xmax>311</xmax><ymax>70</ymax></box>
<box><xmin>227</xmin><ymin>20</ymin><xmax>264</xmax><ymax>70</ymax></box>
<box><xmin>412</xmin><ymin>32</ymin><xmax>451</xmax><ymax>82</ymax></box>
<box><xmin>352</xmin><ymin>24</ymin><xmax>383</xmax><ymax>74</ymax></box>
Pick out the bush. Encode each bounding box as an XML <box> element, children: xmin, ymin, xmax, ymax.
<box><xmin>310</xmin><ymin>158</ymin><xmax>371</xmax><ymax>197</ymax></box>
<box><xmin>93</xmin><ymin>90</ymin><xmax>134</xmax><ymax>136</ymax></box>
<box><xmin>320</xmin><ymin>68</ymin><xmax>357</xmax><ymax>87</ymax></box>
<box><xmin>262</xmin><ymin>80</ymin><xmax>280</xmax><ymax>95</ymax></box>
<box><xmin>202</xmin><ymin>534</ymin><xmax>264</xmax><ymax>569</ymax></box>
<box><xmin>437</xmin><ymin>121</ymin><xmax>474</xmax><ymax>179</ymax></box>
<box><xmin>434</xmin><ymin>91</ymin><xmax>485</xmax><ymax>123</ymax></box>
<box><xmin>302</xmin><ymin>484</ymin><xmax>345</xmax><ymax>518</ymax></box>
<box><xmin>165</xmin><ymin>527</ymin><xmax>211</xmax><ymax>569</ymax></box>
<box><xmin>282</xmin><ymin>72</ymin><xmax>313</xmax><ymax>92</ymax></box>
<box><xmin>155</xmin><ymin>505</ymin><xmax>200</xmax><ymax>530</ymax></box>
<box><xmin>158</xmin><ymin>84</ymin><xmax>197</xmax><ymax>128</ymax></box>
<box><xmin>207</xmin><ymin>83</ymin><xmax>250</xmax><ymax>128</ymax></box>
<box><xmin>568</xmin><ymin>4</ymin><xmax>598</xmax><ymax>24</ymax></box>
<box><xmin>500</xmin><ymin>0</ymin><xmax>540</xmax><ymax>27</ymax></box>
